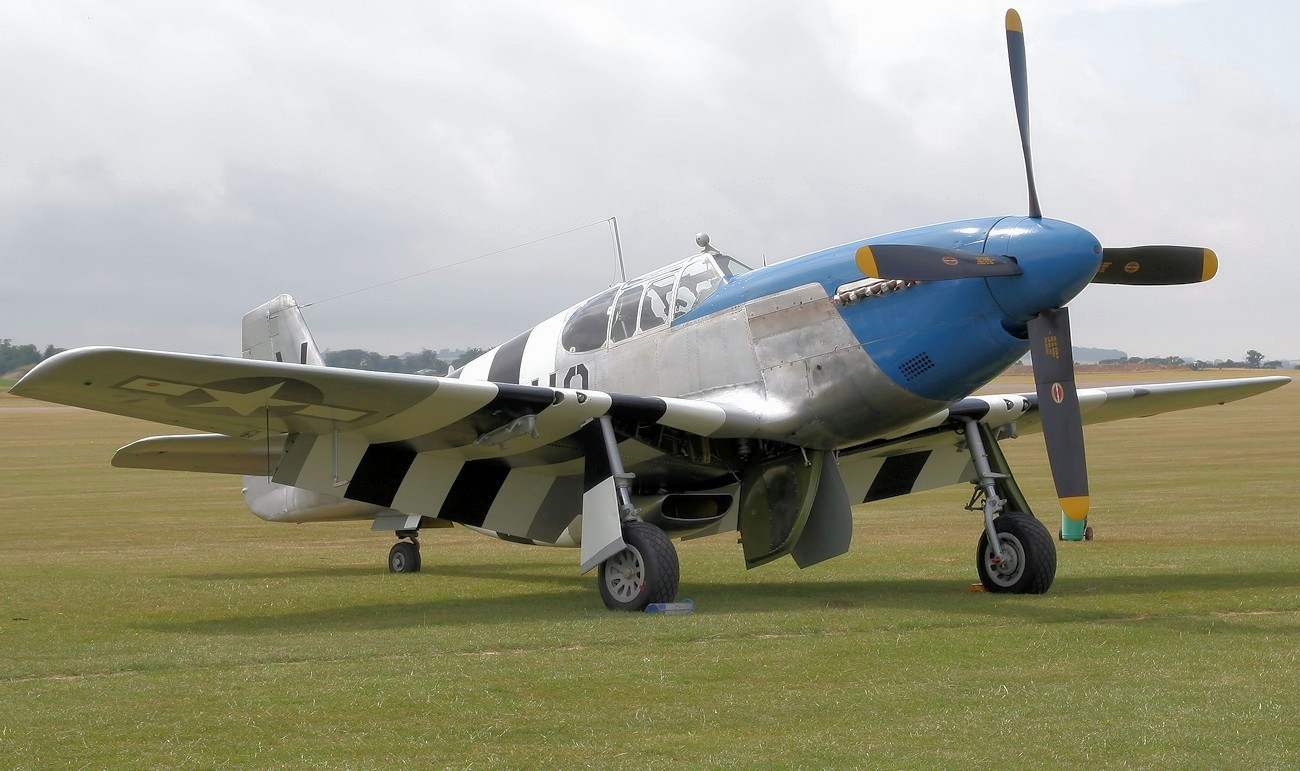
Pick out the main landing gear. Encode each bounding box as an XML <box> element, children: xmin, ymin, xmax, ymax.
<box><xmin>388</xmin><ymin>530</ymin><xmax>421</xmax><ymax>573</ymax></box>
<box><xmin>598</xmin><ymin>520</ymin><xmax>680</xmax><ymax>612</ymax></box>
<box><xmin>958</xmin><ymin>417</ymin><xmax>1057</xmax><ymax>594</ymax></box>
<box><xmin>590</xmin><ymin>415</ymin><xmax>680</xmax><ymax>612</ymax></box>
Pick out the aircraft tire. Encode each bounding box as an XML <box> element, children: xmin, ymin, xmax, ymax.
<box><xmin>598</xmin><ymin>521</ymin><xmax>679</xmax><ymax>611</ymax></box>
<box><xmin>388</xmin><ymin>541</ymin><xmax>421</xmax><ymax>573</ymax></box>
<box><xmin>976</xmin><ymin>512</ymin><xmax>1056</xmax><ymax>594</ymax></box>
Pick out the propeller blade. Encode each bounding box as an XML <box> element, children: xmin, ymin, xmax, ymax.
<box><xmin>1005</xmin><ymin>9</ymin><xmax>1041</xmax><ymax>219</ymax></box>
<box><xmin>1027</xmin><ymin>307</ymin><xmax>1089</xmax><ymax>521</ymax></box>
<box><xmin>1094</xmin><ymin>246</ymin><xmax>1218</xmax><ymax>285</ymax></box>
<box><xmin>855</xmin><ymin>244</ymin><xmax>1022</xmax><ymax>281</ymax></box>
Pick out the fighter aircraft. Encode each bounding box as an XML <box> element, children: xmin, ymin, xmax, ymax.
<box><xmin>12</xmin><ymin>10</ymin><xmax>1289</xmax><ymax>610</ymax></box>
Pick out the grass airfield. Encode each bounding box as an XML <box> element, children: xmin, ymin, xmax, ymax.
<box><xmin>2</xmin><ymin>372</ymin><xmax>1298</xmax><ymax>768</ymax></box>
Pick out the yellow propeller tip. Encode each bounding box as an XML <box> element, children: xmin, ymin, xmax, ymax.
<box><xmin>855</xmin><ymin>245</ymin><xmax>881</xmax><ymax>278</ymax></box>
<box><xmin>1202</xmin><ymin>248</ymin><xmax>1219</xmax><ymax>282</ymax></box>
<box><xmin>1005</xmin><ymin>9</ymin><xmax>1023</xmax><ymax>33</ymax></box>
<box><xmin>1060</xmin><ymin>496</ymin><xmax>1090</xmax><ymax>521</ymax></box>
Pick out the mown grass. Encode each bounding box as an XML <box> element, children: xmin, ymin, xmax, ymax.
<box><xmin>1</xmin><ymin>373</ymin><xmax>1297</xmax><ymax>768</ymax></box>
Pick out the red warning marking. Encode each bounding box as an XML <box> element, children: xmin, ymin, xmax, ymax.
<box><xmin>1051</xmin><ymin>382</ymin><xmax>1065</xmax><ymax>404</ymax></box>
<box><xmin>942</xmin><ymin>256</ymin><xmax>959</xmax><ymax>266</ymax></box>
<box><xmin>146</xmin><ymin>382</ymin><xmax>160</xmax><ymax>387</ymax></box>
<box><xmin>1124</xmin><ymin>261</ymin><xmax>1140</xmax><ymax>274</ymax></box>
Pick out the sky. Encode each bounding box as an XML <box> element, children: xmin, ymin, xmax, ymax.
<box><xmin>2</xmin><ymin>0</ymin><xmax>1297</xmax><ymax>362</ymax></box>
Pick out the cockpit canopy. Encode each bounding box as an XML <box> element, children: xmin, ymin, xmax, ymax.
<box><xmin>561</xmin><ymin>252</ymin><xmax>752</xmax><ymax>353</ymax></box>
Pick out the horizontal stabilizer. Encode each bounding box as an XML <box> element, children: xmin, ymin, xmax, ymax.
<box><xmin>114</xmin><ymin>433</ymin><xmax>286</xmax><ymax>475</ymax></box>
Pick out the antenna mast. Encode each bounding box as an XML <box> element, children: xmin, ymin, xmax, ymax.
<box><xmin>609</xmin><ymin>217</ymin><xmax>627</xmax><ymax>283</ymax></box>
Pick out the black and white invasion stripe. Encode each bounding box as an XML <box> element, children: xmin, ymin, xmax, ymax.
<box><xmin>273</xmin><ymin>378</ymin><xmax>757</xmax><ymax>544</ymax></box>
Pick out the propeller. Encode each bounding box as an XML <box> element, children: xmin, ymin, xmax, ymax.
<box><xmin>1027</xmin><ymin>308</ymin><xmax>1088</xmax><ymax>520</ymax></box>
<box><xmin>1005</xmin><ymin>9</ymin><xmax>1041</xmax><ymax>220</ymax></box>
<box><xmin>856</xmin><ymin>244</ymin><xmax>1021</xmax><ymax>281</ymax></box>
<box><xmin>1002</xmin><ymin>9</ymin><xmax>1088</xmax><ymax>520</ymax></box>
<box><xmin>856</xmin><ymin>10</ymin><xmax>1221</xmax><ymax>525</ymax></box>
<box><xmin>1094</xmin><ymin>246</ymin><xmax>1218</xmax><ymax>285</ymax></box>
<box><xmin>1000</xmin><ymin>10</ymin><xmax>1215</xmax><ymax>522</ymax></box>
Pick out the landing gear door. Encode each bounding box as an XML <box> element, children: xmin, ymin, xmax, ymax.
<box><xmin>738</xmin><ymin>450</ymin><xmax>825</xmax><ymax>569</ymax></box>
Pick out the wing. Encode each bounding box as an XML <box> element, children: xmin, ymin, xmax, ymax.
<box><xmin>1017</xmin><ymin>376</ymin><xmax>1292</xmax><ymax>431</ymax></box>
<box><xmin>832</xmin><ymin>376</ymin><xmax>1290</xmax><ymax>504</ymax></box>
<box><xmin>13</xmin><ymin>347</ymin><xmax>764</xmax><ymax>571</ymax></box>
<box><xmin>12</xmin><ymin>347</ymin><xmax>761</xmax><ymax>442</ymax></box>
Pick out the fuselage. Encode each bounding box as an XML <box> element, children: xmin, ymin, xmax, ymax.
<box><xmin>456</xmin><ymin>216</ymin><xmax>1101</xmax><ymax>450</ymax></box>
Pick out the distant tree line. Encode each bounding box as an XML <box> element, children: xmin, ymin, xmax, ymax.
<box><xmin>1086</xmin><ymin>349</ymin><xmax>1296</xmax><ymax>370</ymax></box>
<box><xmin>323</xmin><ymin>348</ymin><xmax>448</xmax><ymax>375</ymax></box>
<box><xmin>1</xmin><ymin>340</ymin><xmax>65</xmax><ymax>375</ymax></box>
<box><xmin>1097</xmin><ymin>355</ymin><xmax>1187</xmax><ymax>366</ymax></box>
<box><xmin>321</xmin><ymin>347</ymin><xmax>487</xmax><ymax>376</ymax></box>
<box><xmin>1188</xmin><ymin>349</ymin><xmax>1287</xmax><ymax>370</ymax></box>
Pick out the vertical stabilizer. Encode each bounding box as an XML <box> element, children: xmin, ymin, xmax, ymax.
<box><xmin>242</xmin><ymin>294</ymin><xmax>324</xmax><ymax>365</ymax></box>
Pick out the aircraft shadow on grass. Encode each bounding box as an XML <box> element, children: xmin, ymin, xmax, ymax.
<box><xmin>140</xmin><ymin>589</ymin><xmax>595</xmax><ymax>637</ymax></box>
<box><xmin>178</xmin><ymin>561</ymin><xmax>584</xmax><ymax>586</ymax></box>
<box><xmin>181</xmin><ymin>566</ymin><xmax>388</xmax><ymax>581</ymax></box>
<box><xmin>147</xmin><ymin>568</ymin><xmax>1299</xmax><ymax>637</ymax></box>
<box><xmin>705</xmin><ymin>571</ymin><xmax>1300</xmax><ymax>632</ymax></box>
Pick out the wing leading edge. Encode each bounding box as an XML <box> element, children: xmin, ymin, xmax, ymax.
<box><xmin>12</xmin><ymin>347</ymin><xmax>761</xmax><ymax>444</ymax></box>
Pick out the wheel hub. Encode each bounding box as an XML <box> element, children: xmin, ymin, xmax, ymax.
<box><xmin>992</xmin><ymin>539</ymin><xmax>1020</xmax><ymax>576</ymax></box>
<box><xmin>603</xmin><ymin>545</ymin><xmax>646</xmax><ymax>601</ymax></box>
<box><xmin>985</xmin><ymin>533</ymin><xmax>1025</xmax><ymax>585</ymax></box>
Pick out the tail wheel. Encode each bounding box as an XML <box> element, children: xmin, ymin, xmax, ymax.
<box><xmin>977</xmin><ymin>512</ymin><xmax>1056</xmax><ymax>594</ymax></box>
<box><xmin>598</xmin><ymin>521</ymin><xmax>679</xmax><ymax>611</ymax></box>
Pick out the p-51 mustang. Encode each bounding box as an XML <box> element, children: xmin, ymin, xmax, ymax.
<box><xmin>13</xmin><ymin>10</ymin><xmax>1289</xmax><ymax>610</ymax></box>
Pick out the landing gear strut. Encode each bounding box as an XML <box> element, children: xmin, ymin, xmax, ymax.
<box><xmin>590</xmin><ymin>416</ymin><xmax>679</xmax><ymax>611</ymax></box>
<box><xmin>388</xmin><ymin>530</ymin><xmax>421</xmax><ymax>573</ymax></box>
<box><xmin>958</xmin><ymin>417</ymin><xmax>1056</xmax><ymax>594</ymax></box>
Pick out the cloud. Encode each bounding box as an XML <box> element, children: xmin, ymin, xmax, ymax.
<box><xmin>1</xmin><ymin>1</ymin><xmax>1296</xmax><ymax>361</ymax></box>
